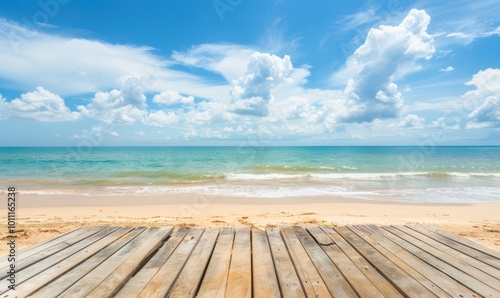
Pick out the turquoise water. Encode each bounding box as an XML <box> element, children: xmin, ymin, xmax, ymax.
<box><xmin>1</xmin><ymin>146</ymin><xmax>499</xmax><ymax>202</ymax></box>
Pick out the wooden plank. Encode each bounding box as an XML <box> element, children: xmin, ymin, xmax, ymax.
<box><xmin>225</xmin><ymin>227</ymin><xmax>252</xmax><ymax>298</ymax></box>
<box><xmin>251</xmin><ymin>229</ymin><xmax>280</xmax><ymax>298</ymax></box>
<box><xmin>134</xmin><ymin>228</ymin><xmax>204</xmax><ymax>297</ymax></box>
<box><xmin>293</xmin><ymin>226</ymin><xmax>358</xmax><ymax>297</ymax></box>
<box><xmin>30</xmin><ymin>228</ymin><xmax>145</xmax><ymax>298</ymax></box>
<box><xmin>0</xmin><ymin>227</ymin><xmax>85</xmax><ymax>268</ymax></box>
<box><xmin>85</xmin><ymin>226</ymin><xmax>173</xmax><ymax>298</ymax></box>
<box><xmin>0</xmin><ymin>227</ymin><xmax>102</xmax><ymax>276</ymax></box>
<box><xmin>2</xmin><ymin>224</ymin><xmax>498</xmax><ymax>298</ymax></box>
<box><xmin>333</xmin><ymin>226</ymin><xmax>437</xmax><ymax>298</ymax></box>
<box><xmin>390</xmin><ymin>225</ymin><xmax>500</xmax><ymax>290</ymax></box>
<box><xmin>307</xmin><ymin>226</ymin><xmax>386</xmax><ymax>298</ymax></box>
<box><xmin>423</xmin><ymin>225</ymin><xmax>500</xmax><ymax>259</ymax></box>
<box><xmin>266</xmin><ymin>227</ymin><xmax>305</xmax><ymax>298</ymax></box>
<box><xmin>6</xmin><ymin>227</ymin><xmax>131</xmax><ymax>297</ymax></box>
<box><xmin>115</xmin><ymin>227</ymin><xmax>190</xmax><ymax>298</ymax></box>
<box><xmin>17</xmin><ymin>227</ymin><xmax>83</xmax><ymax>255</ymax></box>
<box><xmin>398</xmin><ymin>225</ymin><xmax>500</xmax><ymax>280</ymax></box>
<box><xmin>168</xmin><ymin>228</ymin><xmax>220</xmax><ymax>298</ymax></box>
<box><xmin>280</xmin><ymin>226</ymin><xmax>333</xmax><ymax>298</ymax></box>
<box><xmin>136</xmin><ymin>228</ymin><xmax>205</xmax><ymax>298</ymax></box>
<box><xmin>408</xmin><ymin>225</ymin><xmax>500</xmax><ymax>270</ymax></box>
<box><xmin>196</xmin><ymin>226</ymin><xmax>234</xmax><ymax>298</ymax></box>
<box><xmin>372</xmin><ymin>225</ymin><xmax>500</xmax><ymax>297</ymax></box>
<box><xmin>319</xmin><ymin>226</ymin><xmax>404</xmax><ymax>298</ymax></box>
<box><xmin>57</xmin><ymin>227</ymin><xmax>163</xmax><ymax>298</ymax></box>
<box><xmin>353</xmin><ymin>225</ymin><xmax>472</xmax><ymax>298</ymax></box>
<box><xmin>0</xmin><ymin>226</ymin><xmax>119</xmax><ymax>294</ymax></box>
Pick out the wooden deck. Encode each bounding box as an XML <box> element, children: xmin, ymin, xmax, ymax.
<box><xmin>1</xmin><ymin>225</ymin><xmax>499</xmax><ymax>297</ymax></box>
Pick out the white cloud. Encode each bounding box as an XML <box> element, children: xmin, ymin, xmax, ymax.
<box><xmin>445</xmin><ymin>26</ymin><xmax>499</xmax><ymax>44</ymax></box>
<box><xmin>172</xmin><ymin>44</ymin><xmax>256</xmax><ymax>82</ymax></box>
<box><xmin>464</xmin><ymin>68</ymin><xmax>500</xmax><ymax>128</ymax></box>
<box><xmin>0</xmin><ymin>19</ymin><xmax>162</xmax><ymax>95</ymax></box>
<box><xmin>153</xmin><ymin>91</ymin><xmax>194</xmax><ymax>105</ymax></box>
<box><xmin>431</xmin><ymin>117</ymin><xmax>459</xmax><ymax>130</ymax></box>
<box><xmin>184</xmin><ymin>99</ymin><xmax>235</xmax><ymax>125</ymax></box>
<box><xmin>230</xmin><ymin>52</ymin><xmax>293</xmax><ymax>116</ymax></box>
<box><xmin>428</xmin><ymin>0</ymin><xmax>500</xmax><ymax>46</ymax></box>
<box><xmin>91</xmin><ymin>125</ymin><xmax>102</xmax><ymax>132</ymax></box>
<box><xmin>332</xmin><ymin>9</ymin><xmax>435</xmax><ymax>123</ymax></box>
<box><xmin>3</xmin><ymin>8</ymin><xmax>496</xmax><ymax>143</ymax></box>
<box><xmin>77</xmin><ymin>74</ymin><xmax>184</xmax><ymax>127</ymax></box>
<box><xmin>259</xmin><ymin>17</ymin><xmax>302</xmax><ymax>56</ymax></box>
<box><xmin>337</xmin><ymin>6</ymin><xmax>380</xmax><ymax>32</ymax></box>
<box><xmin>6</xmin><ymin>87</ymin><xmax>80</xmax><ymax>121</ymax></box>
<box><xmin>446</xmin><ymin>32</ymin><xmax>470</xmax><ymax>39</ymax></box>
<box><xmin>183</xmin><ymin>126</ymin><xmax>228</xmax><ymax>139</ymax></box>
<box><xmin>483</xmin><ymin>26</ymin><xmax>500</xmax><ymax>37</ymax></box>
<box><xmin>110</xmin><ymin>131</ymin><xmax>119</xmax><ymax>137</ymax></box>
<box><xmin>78</xmin><ymin>74</ymin><xmax>147</xmax><ymax>124</ymax></box>
<box><xmin>0</xmin><ymin>95</ymin><xmax>7</xmax><ymax>120</ymax></box>
<box><xmin>440</xmin><ymin>66</ymin><xmax>455</xmax><ymax>72</ymax></box>
<box><xmin>145</xmin><ymin>111</ymin><xmax>179</xmax><ymax>127</ymax></box>
<box><xmin>397</xmin><ymin>114</ymin><xmax>425</xmax><ymax>128</ymax></box>
<box><xmin>465</xmin><ymin>122</ymin><xmax>492</xmax><ymax>129</ymax></box>
<box><xmin>350</xmin><ymin>133</ymin><xmax>364</xmax><ymax>140</ymax></box>
<box><xmin>0</xmin><ymin>18</ymin><xmax>227</xmax><ymax>99</ymax></box>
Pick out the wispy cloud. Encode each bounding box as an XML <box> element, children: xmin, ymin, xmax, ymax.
<box><xmin>259</xmin><ymin>17</ymin><xmax>302</xmax><ymax>57</ymax></box>
<box><xmin>172</xmin><ymin>43</ymin><xmax>256</xmax><ymax>82</ymax></box>
<box><xmin>0</xmin><ymin>18</ymin><xmax>225</xmax><ymax>99</ymax></box>
<box><xmin>440</xmin><ymin>66</ymin><xmax>455</xmax><ymax>72</ymax></box>
<box><xmin>337</xmin><ymin>5</ymin><xmax>380</xmax><ymax>32</ymax></box>
<box><xmin>421</xmin><ymin>0</ymin><xmax>500</xmax><ymax>45</ymax></box>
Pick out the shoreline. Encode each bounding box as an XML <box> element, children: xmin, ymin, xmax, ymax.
<box><xmin>0</xmin><ymin>193</ymin><xmax>499</xmax><ymax>255</ymax></box>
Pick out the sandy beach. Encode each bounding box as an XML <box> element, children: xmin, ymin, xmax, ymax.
<box><xmin>1</xmin><ymin>193</ymin><xmax>499</xmax><ymax>255</ymax></box>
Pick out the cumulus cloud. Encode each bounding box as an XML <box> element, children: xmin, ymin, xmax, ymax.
<box><xmin>183</xmin><ymin>126</ymin><xmax>228</xmax><ymax>139</ymax></box>
<box><xmin>184</xmin><ymin>99</ymin><xmax>234</xmax><ymax>125</ymax></box>
<box><xmin>397</xmin><ymin>114</ymin><xmax>425</xmax><ymax>128</ymax></box>
<box><xmin>145</xmin><ymin>110</ymin><xmax>179</xmax><ymax>127</ymax></box>
<box><xmin>78</xmin><ymin>74</ymin><xmax>180</xmax><ymax>127</ymax></box>
<box><xmin>464</xmin><ymin>68</ymin><xmax>500</xmax><ymax>128</ymax></box>
<box><xmin>153</xmin><ymin>91</ymin><xmax>194</xmax><ymax>105</ymax></box>
<box><xmin>431</xmin><ymin>117</ymin><xmax>459</xmax><ymax>130</ymax></box>
<box><xmin>78</xmin><ymin>74</ymin><xmax>147</xmax><ymax>124</ymax></box>
<box><xmin>230</xmin><ymin>52</ymin><xmax>293</xmax><ymax>116</ymax></box>
<box><xmin>0</xmin><ymin>95</ymin><xmax>7</xmax><ymax>120</ymax></box>
<box><xmin>333</xmin><ymin>9</ymin><xmax>435</xmax><ymax>123</ymax></box>
<box><xmin>5</xmin><ymin>9</ymin><xmax>494</xmax><ymax>142</ymax></box>
<box><xmin>5</xmin><ymin>87</ymin><xmax>80</xmax><ymax>121</ymax></box>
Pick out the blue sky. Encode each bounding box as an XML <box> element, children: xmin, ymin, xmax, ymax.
<box><xmin>0</xmin><ymin>0</ymin><xmax>499</xmax><ymax>146</ymax></box>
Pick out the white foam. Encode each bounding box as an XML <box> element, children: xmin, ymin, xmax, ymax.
<box><xmin>225</xmin><ymin>171</ymin><xmax>500</xmax><ymax>181</ymax></box>
<box><xmin>448</xmin><ymin>172</ymin><xmax>500</xmax><ymax>178</ymax></box>
<box><xmin>226</xmin><ymin>173</ymin><xmax>302</xmax><ymax>180</ymax></box>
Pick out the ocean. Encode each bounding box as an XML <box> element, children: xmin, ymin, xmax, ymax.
<box><xmin>1</xmin><ymin>146</ymin><xmax>499</xmax><ymax>203</ymax></box>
